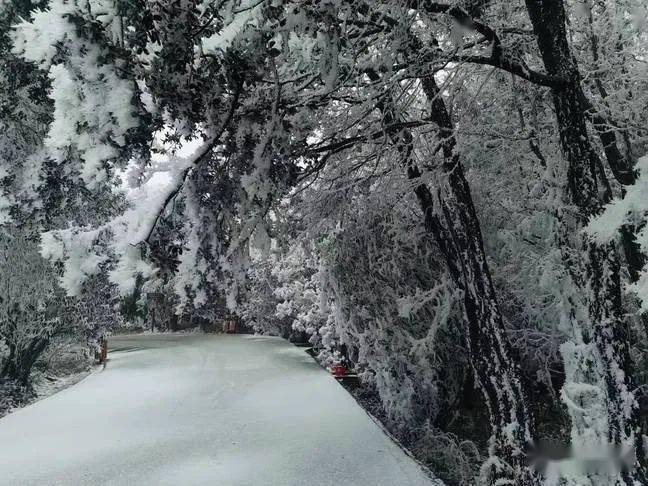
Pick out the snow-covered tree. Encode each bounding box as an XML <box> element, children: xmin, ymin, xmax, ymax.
<box><xmin>6</xmin><ymin>0</ymin><xmax>648</xmax><ymax>483</ymax></box>
<box><xmin>0</xmin><ymin>227</ymin><xmax>70</xmax><ymax>385</ymax></box>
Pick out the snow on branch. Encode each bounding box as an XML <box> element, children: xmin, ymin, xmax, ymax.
<box><xmin>39</xmin><ymin>87</ymin><xmax>240</xmax><ymax>298</ymax></box>
<box><xmin>13</xmin><ymin>0</ymin><xmax>140</xmax><ymax>188</ymax></box>
<box><xmin>587</xmin><ymin>155</ymin><xmax>648</xmax><ymax>309</ymax></box>
<box><xmin>586</xmin><ymin>155</ymin><xmax>648</xmax><ymax>242</ymax></box>
<box><xmin>201</xmin><ymin>0</ymin><xmax>265</xmax><ymax>54</ymax></box>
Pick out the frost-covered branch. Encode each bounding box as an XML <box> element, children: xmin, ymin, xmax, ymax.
<box><xmin>143</xmin><ymin>85</ymin><xmax>242</xmax><ymax>244</ymax></box>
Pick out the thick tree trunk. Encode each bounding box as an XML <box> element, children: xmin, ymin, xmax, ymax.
<box><xmin>0</xmin><ymin>337</ymin><xmax>48</xmax><ymax>386</ymax></box>
<box><xmin>418</xmin><ymin>76</ymin><xmax>538</xmax><ymax>485</ymax></box>
<box><xmin>525</xmin><ymin>0</ymin><xmax>647</xmax><ymax>482</ymax></box>
<box><xmin>366</xmin><ymin>67</ymin><xmax>538</xmax><ymax>484</ymax></box>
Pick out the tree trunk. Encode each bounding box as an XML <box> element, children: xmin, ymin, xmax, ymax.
<box><xmin>366</xmin><ymin>67</ymin><xmax>539</xmax><ymax>484</ymax></box>
<box><xmin>525</xmin><ymin>0</ymin><xmax>647</xmax><ymax>482</ymax></box>
<box><xmin>1</xmin><ymin>337</ymin><xmax>48</xmax><ymax>386</ymax></box>
<box><xmin>583</xmin><ymin>1</ymin><xmax>636</xmax><ymax>186</ymax></box>
<box><xmin>418</xmin><ymin>75</ymin><xmax>538</xmax><ymax>485</ymax></box>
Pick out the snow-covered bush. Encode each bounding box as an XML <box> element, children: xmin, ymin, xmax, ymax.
<box><xmin>0</xmin><ymin>227</ymin><xmax>72</xmax><ymax>385</ymax></box>
<box><xmin>318</xmin><ymin>208</ymin><xmax>464</xmax><ymax>430</ymax></box>
<box><xmin>0</xmin><ymin>380</ymin><xmax>33</xmax><ymax>417</ymax></box>
<box><xmin>242</xmin><ymin>241</ymin><xmax>327</xmax><ymax>342</ymax></box>
<box><xmin>239</xmin><ymin>254</ymin><xmax>288</xmax><ymax>337</ymax></box>
<box><xmin>411</xmin><ymin>424</ymin><xmax>482</xmax><ymax>486</ymax></box>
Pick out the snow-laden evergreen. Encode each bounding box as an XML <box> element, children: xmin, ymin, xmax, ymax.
<box><xmin>3</xmin><ymin>0</ymin><xmax>648</xmax><ymax>484</ymax></box>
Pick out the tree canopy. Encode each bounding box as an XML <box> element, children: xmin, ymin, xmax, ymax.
<box><xmin>3</xmin><ymin>0</ymin><xmax>648</xmax><ymax>484</ymax></box>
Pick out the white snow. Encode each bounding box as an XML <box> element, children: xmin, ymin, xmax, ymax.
<box><xmin>39</xmin><ymin>135</ymin><xmax>214</xmax><ymax>297</ymax></box>
<box><xmin>586</xmin><ymin>154</ymin><xmax>648</xmax><ymax>311</ymax></box>
<box><xmin>0</xmin><ymin>334</ymin><xmax>440</xmax><ymax>486</ymax></box>
<box><xmin>201</xmin><ymin>2</ymin><xmax>264</xmax><ymax>54</ymax></box>
<box><xmin>13</xmin><ymin>0</ymin><xmax>140</xmax><ymax>188</ymax></box>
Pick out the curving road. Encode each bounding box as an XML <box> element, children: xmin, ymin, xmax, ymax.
<box><xmin>0</xmin><ymin>334</ymin><xmax>440</xmax><ymax>486</ymax></box>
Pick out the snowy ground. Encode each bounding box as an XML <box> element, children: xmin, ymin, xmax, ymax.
<box><xmin>0</xmin><ymin>334</ymin><xmax>440</xmax><ymax>485</ymax></box>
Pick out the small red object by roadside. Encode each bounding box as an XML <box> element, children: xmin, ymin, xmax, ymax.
<box><xmin>332</xmin><ymin>364</ymin><xmax>347</xmax><ymax>377</ymax></box>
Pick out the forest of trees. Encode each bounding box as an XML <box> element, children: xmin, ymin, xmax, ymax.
<box><xmin>2</xmin><ymin>0</ymin><xmax>648</xmax><ymax>484</ymax></box>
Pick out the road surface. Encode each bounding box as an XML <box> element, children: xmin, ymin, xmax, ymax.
<box><xmin>0</xmin><ymin>334</ymin><xmax>440</xmax><ymax>485</ymax></box>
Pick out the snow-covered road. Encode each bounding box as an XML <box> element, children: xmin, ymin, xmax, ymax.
<box><xmin>0</xmin><ymin>334</ymin><xmax>440</xmax><ymax>485</ymax></box>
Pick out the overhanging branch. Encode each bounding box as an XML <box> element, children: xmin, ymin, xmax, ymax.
<box><xmin>143</xmin><ymin>85</ymin><xmax>242</xmax><ymax>244</ymax></box>
<box><xmin>453</xmin><ymin>54</ymin><xmax>566</xmax><ymax>88</ymax></box>
<box><xmin>406</xmin><ymin>1</ymin><xmax>567</xmax><ymax>89</ymax></box>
